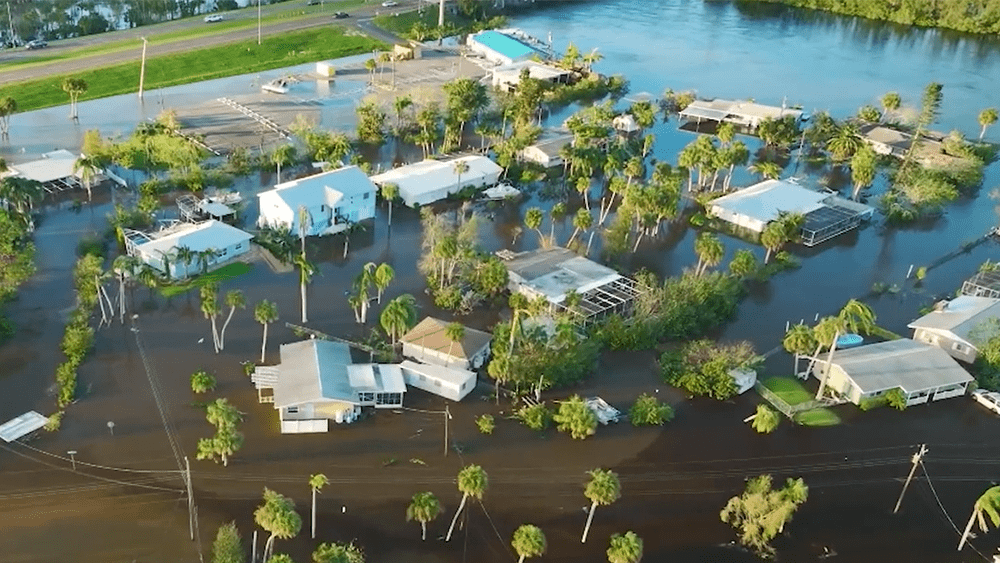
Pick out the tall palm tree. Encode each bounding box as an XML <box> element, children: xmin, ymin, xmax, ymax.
<box><xmin>406</xmin><ymin>492</ymin><xmax>442</xmax><ymax>541</ymax></box>
<box><xmin>218</xmin><ymin>289</ymin><xmax>245</xmax><ymax>351</ymax></box>
<box><xmin>453</xmin><ymin>159</ymin><xmax>471</xmax><ymax>192</ymax></box>
<box><xmin>200</xmin><ymin>282</ymin><xmax>221</xmax><ymax>353</ymax></box>
<box><xmin>959</xmin><ymin>485</ymin><xmax>1000</xmax><ymax>550</ymax></box>
<box><xmin>724</xmin><ymin>141</ymin><xmax>749</xmax><ymax>192</ymax></box>
<box><xmin>445</xmin><ymin>322</ymin><xmax>465</xmax><ymax>360</ymax></box>
<box><xmin>524</xmin><ymin>207</ymin><xmax>545</xmax><ymax>246</ymax></box>
<box><xmin>293</xmin><ymin>253</ymin><xmax>315</xmax><ymax>324</ymax></box>
<box><xmin>297</xmin><ymin>205</ymin><xmax>312</xmax><ymax>255</ymax></box>
<box><xmin>364</xmin><ymin>58</ymin><xmax>377</xmax><ymax>85</ymax></box>
<box><xmin>512</xmin><ymin>524</ymin><xmax>546</xmax><ymax>563</ymax></box>
<box><xmin>255</xmin><ymin>299</ymin><xmax>279</xmax><ymax>363</ymax></box>
<box><xmin>677</xmin><ymin>145</ymin><xmax>697</xmax><ymax>192</ymax></box>
<box><xmin>569</xmin><ymin>207</ymin><xmax>593</xmax><ymax>246</ymax></box>
<box><xmin>381</xmin><ymin>182</ymin><xmax>399</xmax><ymax>231</ymax></box>
<box><xmin>881</xmin><ymin>91</ymin><xmax>901</xmax><ymax>123</ymax></box>
<box><xmin>309</xmin><ymin>474</ymin><xmax>329</xmax><ymax>539</ymax></box>
<box><xmin>73</xmin><ymin>154</ymin><xmax>101</xmax><ymax>202</ymax></box>
<box><xmin>693</xmin><ymin>232</ymin><xmax>724</xmax><ymax>277</ymax></box>
<box><xmin>111</xmin><ymin>254</ymin><xmax>140</xmax><ymax>323</ymax></box>
<box><xmin>446</xmin><ymin>464</ymin><xmax>488</xmax><ymax>542</ymax></box>
<box><xmin>607</xmin><ymin>531</ymin><xmax>643</xmax><ymax>563</ymax></box>
<box><xmin>582</xmin><ymin>468</ymin><xmax>621</xmax><ymax>543</ymax></box>
<box><xmin>549</xmin><ymin>202</ymin><xmax>566</xmax><ymax>246</ymax></box>
<box><xmin>850</xmin><ymin>144</ymin><xmax>877</xmax><ymax>201</ymax></box>
<box><xmin>747</xmin><ymin>403</ymin><xmax>780</xmax><ymax>434</ymax></box>
<box><xmin>979</xmin><ymin>107</ymin><xmax>998</xmax><ymax>141</ymax></box>
<box><xmin>827</xmin><ymin>123</ymin><xmax>863</xmax><ymax>160</ymax></box>
<box><xmin>782</xmin><ymin>323</ymin><xmax>817</xmax><ymax>372</ymax></box>
<box><xmin>373</xmin><ymin>263</ymin><xmax>394</xmax><ymax>304</ymax></box>
<box><xmin>62</xmin><ymin>77</ymin><xmax>88</xmax><ymax>120</ymax></box>
<box><xmin>272</xmin><ymin>144</ymin><xmax>296</xmax><ymax>184</ymax></box>
<box><xmin>0</xmin><ymin>96</ymin><xmax>16</xmax><ymax>138</ymax></box>
<box><xmin>748</xmin><ymin>160</ymin><xmax>781</xmax><ymax>181</ymax></box>
<box><xmin>254</xmin><ymin>488</ymin><xmax>302</xmax><ymax>562</ymax></box>
<box><xmin>173</xmin><ymin>245</ymin><xmax>197</xmax><ymax>277</ymax></box>
<box><xmin>838</xmin><ymin>298</ymin><xmax>877</xmax><ymax>335</ymax></box>
<box><xmin>380</xmin><ymin>293</ymin><xmax>417</xmax><ymax>346</ymax></box>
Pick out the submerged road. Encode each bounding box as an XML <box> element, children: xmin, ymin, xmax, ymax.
<box><xmin>0</xmin><ymin>0</ymin><xmax>415</xmax><ymax>86</ymax></box>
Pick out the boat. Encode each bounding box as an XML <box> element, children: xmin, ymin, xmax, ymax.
<box><xmin>262</xmin><ymin>78</ymin><xmax>289</xmax><ymax>94</ymax></box>
<box><xmin>483</xmin><ymin>183</ymin><xmax>521</xmax><ymax>200</ymax></box>
<box><xmin>205</xmin><ymin>190</ymin><xmax>243</xmax><ymax>205</ymax></box>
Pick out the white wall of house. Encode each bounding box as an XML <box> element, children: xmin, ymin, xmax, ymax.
<box><xmin>401</xmin><ymin>364</ymin><xmax>476</xmax><ymax>402</ymax></box>
<box><xmin>520</xmin><ymin>146</ymin><xmax>558</xmax><ymax>168</ymax></box>
<box><xmin>258</xmin><ymin>189</ymin><xmax>374</xmax><ymax>236</ymax></box>
<box><xmin>911</xmin><ymin>328</ymin><xmax>979</xmax><ymax>363</ymax></box>
<box><xmin>139</xmin><ymin>237</ymin><xmax>250</xmax><ymax>280</ymax></box>
<box><xmin>402</xmin><ymin>342</ymin><xmax>490</xmax><ymax>370</ymax></box>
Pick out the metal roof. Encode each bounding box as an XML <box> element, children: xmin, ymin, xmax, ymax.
<box><xmin>272</xmin><ymin>339</ymin><xmax>355</xmax><ymax>408</ymax></box>
<box><xmin>825</xmin><ymin>339</ymin><xmax>973</xmax><ymax>395</ymax></box>
<box><xmin>9</xmin><ymin>150</ymin><xmax>79</xmax><ymax>184</ymax></box>
<box><xmin>0</xmin><ymin>411</ymin><xmax>48</xmax><ymax>442</ymax></box>
<box><xmin>907</xmin><ymin>296</ymin><xmax>1000</xmax><ymax>343</ymax></box>
<box><xmin>259</xmin><ymin>165</ymin><xmax>375</xmax><ymax>211</ymax></box>
<box><xmin>370</xmin><ymin>156</ymin><xmax>502</xmax><ymax>203</ymax></box>
<box><xmin>504</xmin><ymin>247</ymin><xmax>622</xmax><ymax>304</ymax></box>
<box><xmin>134</xmin><ymin>220</ymin><xmax>252</xmax><ymax>256</ymax></box>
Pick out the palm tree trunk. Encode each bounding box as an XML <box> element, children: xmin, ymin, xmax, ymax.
<box><xmin>210</xmin><ymin>317</ymin><xmax>220</xmax><ymax>353</ymax></box>
<box><xmin>343</xmin><ymin>237</ymin><xmax>349</xmax><ymax>259</ymax></box>
<box><xmin>632</xmin><ymin>230</ymin><xmax>644</xmax><ymax>253</ymax></box>
<box><xmin>388</xmin><ymin>201</ymin><xmax>393</xmax><ymax>229</ymax></box>
<box><xmin>311</xmin><ymin>489</ymin><xmax>317</xmax><ymax>539</ymax></box>
<box><xmin>581</xmin><ymin>501</ymin><xmax>598</xmax><ymax>543</ymax></box>
<box><xmin>119</xmin><ymin>277</ymin><xmax>126</xmax><ymax>323</ymax></box>
<box><xmin>219</xmin><ymin>306</ymin><xmax>237</xmax><ymax>351</ymax></box>
<box><xmin>301</xmin><ymin>280</ymin><xmax>308</xmax><ymax>323</ymax></box>
<box><xmin>421</xmin><ymin>520</ymin><xmax>427</xmax><ymax>540</ymax></box>
<box><xmin>726</xmin><ymin>164</ymin><xmax>735</xmax><ymax>191</ymax></box>
<box><xmin>586</xmin><ymin>230</ymin><xmax>595</xmax><ymax>255</ymax></box>
<box><xmin>261</xmin><ymin>322</ymin><xmax>269</xmax><ymax>363</ymax></box>
<box><xmin>569</xmin><ymin>227</ymin><xmax>580</xmax><ymax>245</ymax></box>
<box><xmin>959</xmin><ymin>508</ymin><xmax>979</xmax><ymax>550</ymax></box>
<box><xmin>764</xmin><ymin>247</ymin><xmax>773</xmax><ymax>264</ymax></box>
<box><xmin>814</xmin><ymin>331</ymin><xmax>840</xmax><ymax>400</ymax></box>
<box><xmin>519</xmin><ymin>556</ymin><xmax>526</xmax><ymax>563</ymax></box>
<box><xmin>222</xmin><ymin>451</ymin><xmax>228</xmax><ymax>467</ymax></box>
<box><xmin>445</xmin><ymin>493</ymin><xmax>468</xmax><ymax>541</ymax></box>
<box><xmin>264</xmin><ymin>534</ymin><xmax>276</xmax><ymax>562</ymax></box>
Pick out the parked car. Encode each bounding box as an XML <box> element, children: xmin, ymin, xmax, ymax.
<box><xmin>204</xmin><ymin>14</ymin><xmax>224</xmax><ymax>23</ymax></box>
<box><xmin>333</xmin><ymin>11</ymin><xmax>349</xmax><ymax>18</ymax></box>
<box><xmin>306</xmin><ymin>0</ymin><xmax>320</xmax><ymax>5</ymax></box>
<box><xmin>381</xmin><ymin>0</ymin><xmax>398</xmax><ymax>6</ymax></box>
<box><xmin>972</xmin><ymin>389</ymin><xmax>1000</xmax><ymax>415</ymax></box>
<box><xmin>25</xmin><ymin>39</ymin><xmax>47</xmax><ymax>49</ymax></box>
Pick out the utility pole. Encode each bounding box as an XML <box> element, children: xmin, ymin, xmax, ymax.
<box><xmin>893</xmin><ymin>444</ymin><xmax>927</xmax><ymax>513</ymax></box>
<box><xmin>138</xmin><ymin>37</ymin><xmax>148</xmax><ymax>101</ymax></box>
<box><xmin>6</xmin><ymin>2</ymin><xmax>15</xmax><ymax>46</ymax></box>
<box><xmin>185</xmin><ymin>456</ymin><xmax>195</xmax><ymax>541</ymax></box>
<box><xmin>438</xmin><ymin>0</ymin><xmax>444</xmax><ymax>28</ymax></box>
<box><xmin>444</xmin><ymin>405</ymin><xmax>450</xmax><ymax>457</ymax></box>
<box><xmin>257</xmin><ymin>0</ymin><xmax>262</xmax><ymax>46</ymax></box>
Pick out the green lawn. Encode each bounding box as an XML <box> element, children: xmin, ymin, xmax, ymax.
<box><xmin>760</xmin><ymin>377</ymin><xmax>814</xmax><ymax>406</ymax></box>
<box><xmin>794</xmin><ymin>408</ymin><xmax>841</xmax><ymax>427</ymax></box>
<box><xmin>160</xmin><ymin>262</ymin><xmax>253</xmax><ymax>297</ymax></box>
<box><xmin>373</xmin><ymin>9</ymin><xmax>476</xmax><ymax>37</ymax></box>
<box><xmin>0</xmin><ymin>27</ymin><xmax>385</xmax><ymax>113</ymax></box>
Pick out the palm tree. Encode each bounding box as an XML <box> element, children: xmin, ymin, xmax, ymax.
<box><xmin>693</xmin><ymin>232</ymin><xmax>724</xmax><ymax>276</ymax></box>
<box><xmin>218</xmin><ymin>289</ymin><xmax>245</xmax><ymax>351</ymax></box>
<box><xmin>372</xmin><ymin>263</ymin><xmax>394</xmax><ymax>304</ymax></box>
<box><xmin>197</xmin><ymin>248</ymin><xmax>218</xmax><ymax>275</ymax></box>
<box><xmin>512</xmin><ymin>524</ymin><xmax>546</xmax><ymax>563</ymax></box>
<box><xmin>607</xmin><ymin>531</ymin><xmax>643</xmax><ymax>563</ymax></box>
<box><xmin>524</xmin><ymin>207</ymin><xmax>545</xmax><ymax>246</ymax></box>
<box><xmin>73</xmin><ymin>155</ymin><xmax>101</xmax><ymax>202</ymax></box>
<box><xmin>783</xmin><ymin>322</ymin><xmax>817</xmax><ymax>373</ymax></box>
<box><xmin>393</xmin><ymin>95</ymin><xmax>413</xmax><ymax>131</ymax></box>
<box><xmin>959</xmin><ymin>485</ymin><xmax>1000</xmax><ymax>550</ymax></box>
<box><xmin>850</xmin><ymin>144</ymin><xmax>877</xmax><ymax>200</ymax></box>
<box><xmin>760</xmin><ymin>222</ymin><xmax>785</xmax><ymax>264</ymax></box>
<box><xmin>200</xmin><ymin>283</ymin><xmax>221</xmax><ymax>353</ymax></box>
<box><xmin>255</xmin><ymin>299</ymin><xmax>279</xmax><ymax>363</ymax></box>
<box><xmin>979</xmin><ymin>107</ymin><xmax>998</xmax><ymax>141</ymax></box>
<box><xmin>174</xmin><ymin>245</ymin><xmax>197</xmax><ymax>277</ymax></box>
<box><xmin>724</xmin><ymin>141</ymin><xmax>749</xmax><ymax>191</ymax></box>
<box><xmin>453</xmin><ymin>159</ymin><xmax>470</xmax><ymax>192</ymax></box>
<box><xmin>881</xmin><ymin>91</ymin><xmax>901</xmax><ymax>122</ymax></box>
<box><xmin>309</xmin><ymin>474</ymin><xmax>329</xmax><ymax>539</ymax></box>
<box><xmin>748</xmin><ymin>160</ymin><xmax>781</xmax><ymax>181</ymax></box>
<box><xmin>406</xmin><ymin>492</ymin><xmax>442</xmax><ymax>541</ymax></box>
<box><xmin>111</xmin><ymin>255</ymin><xmax>140</xmax><ymax>323</ymax></box>
<box><xmin>62</xmin><ymin>77</ymin><xmax>88</xmax><ymax>120</ymax></box>
<box><xmin>381</xmin><ymin>182</ymin><xmax>399</xmax><ymax>231</ymax></box>
<box><xmin>254</xmin><ymin>488</ymin><xmax>302</xmax><ymax>562</ymax></box>
<box><xmin>582</xmin><ymin>48</ymin><xmax>603</xmax><ymax>73</ymax></box>
<box><xmin>827</xmin><ymin>123</ymin><xmax>863</xmax><ymax>160</ymax></box>
<box><xmin>364</xmin><ymin>58</ymin><xmax>377</xmax><ymax>85</ymax></box>
<box><xmin>582</xmin><ymin>468</ymin><xmax>621</xmax><ymax>543</ymax></box>
<box><xmin>380</xmin><ymin>293</ymin><xmax>417</xmax><ymax>346</ymax></box>
<box><xmin>313</xmin><ymin>542</ymin><xmax>364</xmax><ymax>563</ymax></box>
<box><xmin>446</xmin><ymin>464</ymin><xmax>488</xmax><ymax>542</ymax></box>
<box><xmin>838</xmin><ymin>298</ymin><xmax>877</xmax><ymax>335</ymax></box>
<box><xmin>569</xmin><ymin>208</ymin><xmax>593</xmax><ymax>246</ymax></box>
<box><xmin>576</xmin><ymin>176</ymin><xmax>592</xmax><ymax>211</ymax></box>
<box><xmin>549</xmin><ymin>202</ymin><xmax>566</xmax><ymax>246</ymax></box>
<box><xmin>0</xmin><ymin>96</ymin><xmax>16</xmax><ymax>138</ymax></box>
<box><xmin>677</xmin><ymin>145</ymin><xmax>697</xmax><ymax>192</ymax></box>
<box><xmin>272</xmin><ymin>144</ymin><xmax>297</xmax><ymax>184</ymax></box>
<box><xmin>297</xmin><ymin>205</ymin><xmax>312</xmax><ymax>255</ymax></box>
<box><xmin>445</xmin><ymin>322</ymin><xmax>465</xmax><ymax>359</ymax></box>
<box><xmin>293</xmin><ymin>253</ymin><xmax>315</xmax><ymax>323</ymax></box>
<box><xmin>747</xmin><ymin>403</ymin><xmax>780</xmax><ymax>434</ymax></box>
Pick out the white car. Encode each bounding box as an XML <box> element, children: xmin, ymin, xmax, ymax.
<box><xmin>972</xmin><ymin>389</ymin><xmax>1000</xmax><ymax>415</ymax></box>
<box><xmin>381</xmin><ymin>1</ymin><xmax>398</xmax><ymax>6</ymax></box>
<box><xmin>204</xmin><ymin>14</ymin><xmax>224</xmax><ymax>22</ymax></box>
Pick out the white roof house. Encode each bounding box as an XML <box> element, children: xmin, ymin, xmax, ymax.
<box><xmin>263</xmin><ymin>339</ymin><xmax>406</xmax><ymax>433</ymax></box>
<box><xmin>126</xmin><ymin>220</ymin><xmax>253</xmax><ymax>280</ymax></box>
<box><xmin>3</xmin><ymin>149</ymin><xmax>93</xmax><ymax>193</ymax></box>
<box><xmin>520</xmin><ymin>135</ymin><xmax>573</xmax><ymax>168</ymax></box>
<box><xmin>401</xmin><ymin>317</ymin><xmax>493</xmax><ymax>370</ymax></box>
<box><xmin>810</xmin><ymin>339</ymin><xmax>973</xmax><ymax>406</ymax></box>
<box><xmin>708</xmin><ymin>179</ymin><xmax>874</xmax><ymax>246</ymax></box>
<box><xmin>679</xmin><ymin>99</ymin><xmax>804</xmax><ymax>129</ymax></box>
<box><xmin>400</xmin><ymin>360</ymin><xmax>477</xmax><ymax>402</ymax></box>
<box><xmin>370</xmin><ymin>156</ymin><xmax>503</xmax><ymax>207</ymax></box>
<box><xmin>492</xmin><ymin>60</ymin><xmax>570</xmax><ymax>91</ymax></box>
<box><xmin>908</xmin><ymin>296</ymin><xmax>1000</xmax><ymax>363</ymax></box>
<box><xmin>257</xmin><ymin>166</ymin><xmax>377</xmax><ymax>236</ymax></box>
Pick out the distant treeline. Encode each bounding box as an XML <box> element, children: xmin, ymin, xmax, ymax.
<box><xmin>738</xmin><ymin>0</ymin><xmax>1000</xmax><ymax>34</ymax></box>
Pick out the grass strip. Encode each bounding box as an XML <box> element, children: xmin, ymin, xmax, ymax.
<box><xmin>760</xmin><ymin>376</ymin><xmax>814</xmax><ymax>406</ymax></box>
<box><xmin>160</xmin><ymin>261</ymin><xmax>253</xmax><ymax>297</ymax></box>
<box><xmin>793</xmin><ymin>408</ymin><xmax>841</xmax><ymax>427</ymax></box>
<box><xmin>1</xmin><ymin>27</ymin><xmax>385</xmax><ymax>113</ymax></box>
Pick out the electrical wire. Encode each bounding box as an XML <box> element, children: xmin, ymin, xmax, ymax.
<box><xmin>919</xmin><ymin>460</ymin><xmax>991</xmax><ymax>563</ymax></box>
<box><xmin>13</xmin><ymin>441</ymin><xmax>183</xmax><ymax>475</ymax></box>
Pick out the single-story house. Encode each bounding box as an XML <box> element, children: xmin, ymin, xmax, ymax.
<box><xmin>399</xmin><ymin>360</ymin><xmax>477</xmax><ymax>402</ymax></box>
<box><xmin>492</xmin><ymin>60</ymin><xmax>571</xmax><ymax>92</ymax></box>
<box><xmin>908</xmin><ymin>296</ymin><xmax>1000</xmax><ymax>364</ymax></box>
<box><xmin>125</xmin><ymin>220</ymin><xmax>253</xmax><ymax>280</ymax></box>
<box><xmin>370</xmin><ymin>156</ymin><xmax>503</xmax><ymax>207</ymax></box>
<box><xmin>256</xmin><ymin>165</ymin><xmax>377</xmax><ymax>236</ymax></box>
<box><xmin>2</xmin><ymin>149</ymin><xmax>101</xmax><ymax>194</ymax></box>
<box><xmin>679</xmin><ymin>99</ymin><xmax>804</xmax><ymax>129</ymax></box>
<box><xmin>467</xmin><ymin>29</ymin><xmax>544</xmax><ymax>66</ymax></box>
<box><xmin>253</xmin><ymin>339</ymin><xmax>407</xmax><ymax>433</ymax></box>
<box><xmin>401</xmin><ymin>317</ymin><xmax>492</xmax><ymax>370</ymax></box>
<box><xmin>810</xmin><ymin>339</ymin><xmax>973</xmax><ymax>407</ymax></box>
<box><xmin>707</xmin><ymin>179</ymin><xmax>874</xmax><ymax>246</ymax></box>
<box><xmin>501</xmin><ymin>247</ymin><xmax>641</xmax><ymax>325</ymax></box>
<box><xmin>520</xmin><ymin>134</ymin><xmax>573</xmax><ymax>168</ymax></box>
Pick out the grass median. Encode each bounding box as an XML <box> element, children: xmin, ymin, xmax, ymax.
<box><xmin>1</xmin><ymin>27</ymin><xmax>385</xmax><ymax>113</ymax></box>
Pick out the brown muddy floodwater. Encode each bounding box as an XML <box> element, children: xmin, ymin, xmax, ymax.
<box><xmin>5</xmin><ymin>0</ymin><xmax>1000</xmax><ymax>562</ymax></box>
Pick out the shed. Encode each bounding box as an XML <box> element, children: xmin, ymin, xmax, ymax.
<box><xmin>370</xmin><ymin>156</ymin><xmax>502</xmax><ymax>207</ymax></box>
<box><xmin>908</xmin><ymin>296</ymin><xmax>1000</xmax><ymax>363</ymax></box>
<box><xmin>400</xmin><ymin>360</ymin><xmax>477</xmax><ymax>402</ymax></box>
<box><xmin>316</xmin><ymin>61</ymin><xmax>337</xmax><ymax>78</ymax></box>
<box><xmin>810</xmin><ymin>339</ymin><xmax>973</xmax><ymax>406</ymax></box>
<box><xmin>401</xmin><ymin>317</ymin><xmax>492</xmax><ymax>370</ymax></box>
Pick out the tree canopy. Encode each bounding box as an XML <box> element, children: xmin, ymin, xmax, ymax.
<box><xmin>721</xmin><ymin>475</ymin><xmax>808</xmax><ymax>557</ymax></box>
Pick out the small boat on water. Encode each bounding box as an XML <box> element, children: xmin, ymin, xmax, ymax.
<box><xmin>483</xmin><ymin>184</ymin><xmax>521</xmax><ymax>200</ymax></box>
<box><xmin>205</xmin><ymin>190</ymin><xmax>243</xmax><ymax>205</ymax></box>
<box><xmin>262</xmin><ymin>78</ymin><xmax>289</xmax><ymax>94</ymax></box>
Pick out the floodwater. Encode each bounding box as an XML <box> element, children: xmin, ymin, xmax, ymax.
<box><xmin>4</xmin><ymin>1</ymin><xmax>1000</xmax><ymax>562</ymax></box>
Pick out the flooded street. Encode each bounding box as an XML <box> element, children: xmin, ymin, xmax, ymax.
<box><xmin>3</xmin><ymin>1</ymin><xmax>1000</xmax><ymax>562</ymax></box>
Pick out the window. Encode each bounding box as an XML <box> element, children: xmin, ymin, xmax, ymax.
<box><xmin>286</xmin><ymin>406</ymin><xmax>299</xmax><ymax>414</ymax></box>
<box><xmin>419</xmin><ymin>374</ymin><xmax>426</xmax><ymax>381</ymax></box>
<box><xmin>363</xmin><ymin>192</ymin><xmax>371</xmax><ymax>200</ymax></box>
<box><xmin>434</xmin><ymin>380</ymin><xmax>441</xmax><ymax>387</ymax></box>
<box><xmin>320</xmin><ymin>204</ymin><xmax>326</xmax><ymax>212</ymax></box>
<box><xmin>953</xmin><ymin>343</ymin><xmax>965</xmax><ymax>352</ymax></box>
<box><xmin>359</xmin><ymin>392</ymin><xmax>374</xmax><ymax>402</ymax></box>
<box><xmin>460</xmin><ymin>383</ymin><xmax>466</xmax><ymax>391</ymax></box>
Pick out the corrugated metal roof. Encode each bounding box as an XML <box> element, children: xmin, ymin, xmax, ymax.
<box><xmin>135</xmin><ymin>220</ymin><xmax>252</xmax><ymax>256</ymax></box>
<box><xmin>828</xmin><ymin>339</ymin><xmax>973</xmax><ymax>394</ymax></box>
<box><xmin>907</xmin><ymin>296</ymin><xmax>1000</xmax><ymax>342</ymax></box>
<box><xmin>0</xmin><ymin>411</ymin><xmax>48</xmax><ymax>442</ymax></box>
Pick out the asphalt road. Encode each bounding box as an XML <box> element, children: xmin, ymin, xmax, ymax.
<box><xmin>0</xmin><ymin>0</ymin><xmax>417</xmax><ymax>86</ymax></box>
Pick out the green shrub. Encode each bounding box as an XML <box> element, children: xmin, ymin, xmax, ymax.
<box><xmin>433</xmin><ymin>285</ymin><xmax>462</xmax><ymax>310</ymax></box>
<box><xmin>475</xmin><ymin>414</ymin><xmax>495</xmax><ymax>435</ymax></box>
<box><xmin>516</xmin><ymin>403</ymin><xmax>552</xmax><ymax>431</ymax></box>
<box><xmin>885</xmin><ymin>388</ymin><xmax>908</xmax><ymax>410</ymax></box>
<box><xmin>190</xmin><ymin>370</ymin><xmax>217</xmax><ymax>394</ymax></box>
<box><xmin>45</xmin><ymin>411</ymin><xmax>64</xmax><ymax>432</ymax></box>
<box><xmin>76</xmin><ymin>235</ymin><xmax>106</xmax><ymax>258</ymax></box>
<box><xmin>629</xmin><ymin>393</ymin><xmax>675</xmax><ymax>426</ymax></box>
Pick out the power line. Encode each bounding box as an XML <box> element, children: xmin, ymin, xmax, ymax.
<box><xmin>13</xmin><ymin>441</ymin><xmax>182</xmax><ymax>475</ymax></box>
<box><xmin>919</xmin><ymin>459</ymin><xmax>991</xmax><ymax>562</ymax></box>
<box><xmin>130</xmin><ymin>315</ymin><xmax>185</xmax><ymax>473</ymax></box>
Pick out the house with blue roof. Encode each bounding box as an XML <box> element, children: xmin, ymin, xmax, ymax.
<box><xmin>256</xmin><ymin>165</ymin><xmax>377</xmax><ymax>236</ymax></box>
<box><xmin>468</xmin><ymin>30</ymin><xmax>543</xmax><ymax>66</ymax></box>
